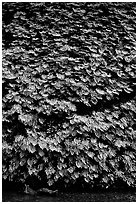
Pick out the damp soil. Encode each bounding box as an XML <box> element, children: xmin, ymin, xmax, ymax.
<box><xmin>2</xmin><ymin>190</ymin><xmax>136</xmax><ymax>202</ymax></box>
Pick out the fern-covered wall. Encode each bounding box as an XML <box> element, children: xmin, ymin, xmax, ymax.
<box><xmin>2</xmin><ymin>2</ymin><xmax>136</xmax><ymax>190</ymax></box>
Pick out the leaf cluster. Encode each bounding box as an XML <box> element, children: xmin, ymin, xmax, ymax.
<box><xmin>2</xmin><ymin>2</ymin><xmax>136</xmax><ymax>189</ymax></box>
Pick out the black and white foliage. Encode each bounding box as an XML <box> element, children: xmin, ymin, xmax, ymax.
<box><xmin>2</xmin><ymin>2</ymin><xmax>136</xmax><ymax>190</ymax></box>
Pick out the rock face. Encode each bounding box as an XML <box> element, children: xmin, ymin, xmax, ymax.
<box><xmin>2</xmin><ymin>2</ymin><xmax>136</xmax><ymax>190</ymax></box>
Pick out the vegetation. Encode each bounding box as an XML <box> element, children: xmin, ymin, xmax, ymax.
<box><xmin>2</xmin><ymin>2</ymin><xmax>136</xmax><ymax>190</ymax></box>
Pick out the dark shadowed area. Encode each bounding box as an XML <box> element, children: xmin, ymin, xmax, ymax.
<box><xmin>2</xmin><ymin>191</ymin><xmax>136</xmax><ymax>202</ymax></box>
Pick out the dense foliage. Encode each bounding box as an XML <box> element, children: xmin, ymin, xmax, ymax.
<box><xmin>2</xmin><ymin>2</ymin><xmax>136</xmax><ymax>190</ymax></box>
